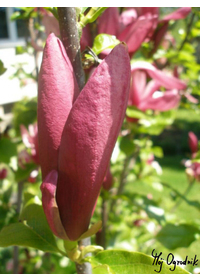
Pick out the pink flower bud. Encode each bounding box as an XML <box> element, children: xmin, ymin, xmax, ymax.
<box><xmin>38</xmin><ymin>33</ymin><xmax>131</xmax><ymax>240</ymax></box>
<box><xmin>188</xmin><ymin>132</ymin><xmax>198</xmax><ymax>155</ymax></box>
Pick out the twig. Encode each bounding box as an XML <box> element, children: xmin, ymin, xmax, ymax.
<box><xmin>110</xmin><ymin>157</ymin><xmax>130</xmax><ymax>213</ymax></box>
<box><xmin>57</xmin><ymin>7</ymin><xmax>85</xmax><ymax>91</ymax></box>
<box><xmin>75</xmin><ymin>238</ymin><xmax>92</xmax><ymax>274</ymax></box>
<box><xmin>171</xmin><ymin>178</ymin><xmax>195</xmax><ymax>211</ymax></box>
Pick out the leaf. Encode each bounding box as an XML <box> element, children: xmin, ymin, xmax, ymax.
<box><xmin>126</xmin><ymin>106</ymin><xmax>148</xmax><ymax>120</ymax></box>
<box><xmin>81</xmin><ymin>7</ymin><xmax>107</xmax><ymax>26</ymax></box>
<box><xmin>78</xmin><ymin>221</ymin><xmax>102</xmax><ymax>240</ymax></box>
<box><xmin>119</xmin><ymin>136</ymin><xmax>135</xmax><ymax>156</ymax></box>
<box><xmin>90</xmin><ymin>250</ymin><xmax>189</xmax><ymax>274</ymax></box>
<box><xmin>92</xmin><ymin>34</ymin><xmax>120</xmax><ymax>55</ymax></box>
<box><xmin>156</xmin><ymin>223</ymin><xmax>200</xmax><ymax>250</ymax></box>
<box><xmin>0</xmin><ymin>138</ymin><xmax>17</xmax><ymax>164</ymax></box>
<box><xmin>0</xmin><ymin>60</ymin><xmax>7</xmax><ymax>75</ymax></box>
<box><xmin>93</xmin><ymin>264</ymin><xmax>113</xmax><ymax>274</ymax></box>
<box><xmin>0</xmin><ymin>198</ymin><xmax>63</xmax><ymax>254</ymax></box>
<box><xmin>0</xmin><ymin>223</ymin><xmax>58</xmax><ymax>253</ymax></box>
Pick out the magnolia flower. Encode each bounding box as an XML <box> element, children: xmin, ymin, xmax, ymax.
<box><xmin>98</xmin><ymin>7</ymin><xmax>157</xmax><ymax>56</ymax></box>
<box><xmin>128</xmin><ymin>61</ymin><xmax>186</xmax><ymax>113</ymax></box>
<box><xmin>38</xmin><ymin>33</ymin><xmax>131</xmax><ymax>241</ymax></box>
<box><xmin>96</xmin><ymin>7</ymin><xmax>191</xmax><ymax>56</ymax></box>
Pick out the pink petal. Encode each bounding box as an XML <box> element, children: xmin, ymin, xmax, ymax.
<box><xmin>98</xmin><ymin>8</ymin><xmax>119</xmax><ymax>36</ymax></box>
<box><xmin>139</xmin><ymin>90</ymin><xmax>181</xmax><ymax>111</ymax></box>
<box><xmin>161</xmin><ymin>7</ymin><xmax>191</xmax><ymax>22</ymax></box>
<box><xmin>118</xmin><ymin>15</ymin><xmax>158</xmax><ymax>54</ymax></box>
<box><xmin>118</xmin><ymin>9</ymin><xmax>137</xmax><ymax>34</ymax></box>
<box><xmin>188</xmin><ymin>132</ymin><xmax>198</xmax><ymax>154</ymax></box>
<box><xmin>56</xmin><ymin>43</ymin><xmax>131</xmax><ymax>241</ymax></box>
<box><xmin>38</xmin><ymin>33</ymin><xmax>80</xmax><ymax>180</ymax></box>
<box><xmin>142</xmin><ymin>79</ymin><xmax>161</xmax><ymax>101</ymax></box>
<box><xmin>131</xmin><ymin>61</ymin><xmax>186</xmax><ymax>90</ymax></box>
<box><xmin>40</xmin><ymin>170</ymin><xmax>69</xmax><ymax>239</ymax></box>
<box><xmin>20</xmin><ymin>125</ymin><xmax>35</xmax><ymax>149</ymax></box>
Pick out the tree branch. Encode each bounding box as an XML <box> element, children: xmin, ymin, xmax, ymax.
<box><xmin>57</xmin><ymin>7</ymin><xmax>85</xmax><ymax>90</ymax></box>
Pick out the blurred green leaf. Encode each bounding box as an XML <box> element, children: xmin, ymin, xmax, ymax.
<box><xmin>90</xmin><ymin>250</ymin><xmax>189</xmax><ymax>274</ymax></box>
<box><xmin>92</xmin><ymin>34</ymin><xmax>120</xmax><ymax>55</ymax></box>
<box><xmin>126</xmin><ymin>106</ymin><xmax>148</xmax><ymax>120</ymax></box>
<box><xmin>156</xmin><ymin>223</ymin><xmax>200</xmax><ymax>250</ymax></box>
<box><xmin>0</xmin><ymin>138</ymin><xmax>17</xmax><ymax>164</ymax></box>
<box><xmin>119</xmin><ymin>136</ymin><xmax>135</xmax><ymax>156</ymax></box>
<box><xmin>12</xmin><ymin>98</ymin><xmax>37</xmax><ymax>135</ymax></box>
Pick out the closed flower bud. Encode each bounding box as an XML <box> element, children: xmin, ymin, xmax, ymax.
<box><xmin>38</xmin><ymin>33</ymin><xmax>131</xmax><ymax>241</ymax></box>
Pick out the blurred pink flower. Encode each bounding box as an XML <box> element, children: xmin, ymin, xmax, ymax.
<box><xmin>184</xmin><ymin>160</ymin><xmax>200</xmax><ymax>182</ymax></box>
<box><xmin>20</xmin><ymin>123</ymin><xmax>40</xmax><ymax>165</ymax></box>
<box><xmin>128</xmin><ymin>61</ymin><xmax>186</xmax><ymax>113</ymax></box>
<box><xmin>95</xmin><ymin>7</ymin><xmax>191</xmax><ymax>56</ymax></box>
<box><xmin>98</xmin><ymin>7</ymin><xmax>157</xmax><ymax>56</ymax></box>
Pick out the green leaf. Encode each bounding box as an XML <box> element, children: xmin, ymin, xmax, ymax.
<box><xmin>92</xmin><ymin>34</ymin><xmax>120</xmax><ymax>55</ymax></box>
<box><xmin>93</xmin><ymin>264</ymin><xmax>113</xmax><ymax>274</ymax></box>
<box><xmin>15</xmin><ymin>46</ymin><xmax>27</xmax><ymax>55</ymax></box>
<box><xmin>0</xmin><ymin>138</ymin><xmax>17</xmax><ymax>164</ymax></box>
<box><xmin>0</xmin><ymin>223</ymin><xmax>58</xmax><ymax>253</ymax></box>
<box><xmin>151</xmin><ymin>146</ymin><xmax>163</xmax><ymax>158</ymax></box>
<box><xmin>156</xmin><ymin>223</ymin><xmax>200</xmax><ymax>250</ymax></box>
<box><xmin>0</xmin><ymin>60</ymin><xmax>7</xmax><ymax>76</ymax></box>
<box><xmin>80</xmin><ymin>7</ymin><xmax>107</xmax><ymax>27</ymax></box>
<box><xmin>126</xmin><ymin>106</ymin><xmax>148</xmax><ymax>120</ymax></box>
<box><xmin>90</xmin><ymin>250</ymin><xmax>189</xmax><ymax>274</ymax></box>
<box><xmin>0</xmin><ymin>198</ymin><xmax>64</xmax><ymax>254</ymax></box>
